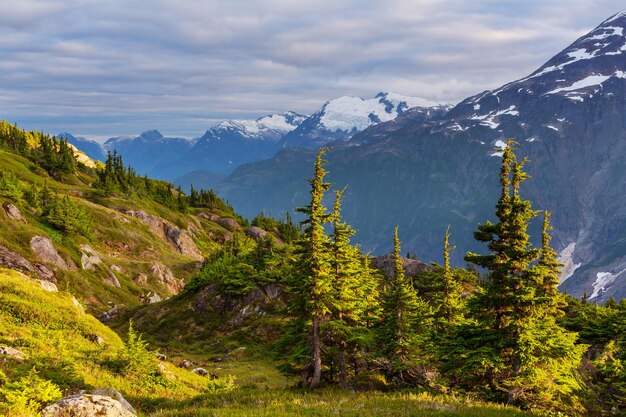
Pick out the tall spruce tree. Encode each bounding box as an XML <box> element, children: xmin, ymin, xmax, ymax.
<box><xmin>462</xmin><ymin>140</ymin><xmax>584</xmax><ymax>412</ymax></box>
<box><xmin>292</xmin><ymin>147</ymin><xmax>333</xmax><ymax>388</ymax></box>
<box><xmin>380</xmin><ymin>227</ymin><xmax>426</xmax><ymax>377</ymax></box>
<box><xmin>328</xmin><ymin>189</ymin><xmax>379</xmax><ymax>384</ymax></box>
<box><xmin>439</xmin><ymin>226</ymin><xmax>462</xmax><ymax>327</ymax></box>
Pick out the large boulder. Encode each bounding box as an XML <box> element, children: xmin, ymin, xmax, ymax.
<box><xmin>30</xmin><ymin>236</ymin><xmax>68</xmax><ymax>270</ymax></box>
<box><xmin>99</xmin><ymin>307</ymin><xmax>120</xmax><ymax>323</ymax></box>
<box><xmin>42</xmin><ymin>393</ymin><xmax>136</xmax><ymax>417</ymax></box>
<box><xmin>246</xmin><ymin>226</ymin><xmax>267</xmax><ymax>241</ymax></box>
<box><xmin>103</xmin><ymin>271</ymin><xmax>121</xmax><ymax>288</ymax></box>
<box><xmin>2</xmin><ymin>203</ymin><xmax>25</xmax><ymax>222</ymax></box>
<box><xmin>0</xmin><ymin>245</ymin><xmax>56</xmax><ymax>282</ymax></box>
<box><xmin>80</xmin><ymin>244</ymin><xmax>102</xmax><ymax>270</ymax></box>
<box><xmin>217</xmin><ymin>217</ymin><xmax>240</xmax><ymax>230</ymax></box>
<box><xmin>371</xmin><ymin>254</ymin><xmax>431</xmax><ymax>282</ymax></box>
<box><xmin>149</xmin><ymin>262</ymin><xmax>183</xmax><ymax>294</ymax></box>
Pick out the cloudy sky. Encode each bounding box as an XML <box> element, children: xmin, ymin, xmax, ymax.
<box><xmin>0</xmin><ymin>0</ymin><xmax>623</xmax><ymax>140</ymax></box>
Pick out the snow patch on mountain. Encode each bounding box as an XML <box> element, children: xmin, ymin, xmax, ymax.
<box><xmin>589</xmin><ymin>268</ymin><xmax>626</xmax><ymax>300</ymax></box>
<box><xmin>318</xmin><ymin>92</ymin><xmax>446</xmax><ymax>132</ymax></box>
<box><xmin>212</xmin><ymin>112</ymin><xmax>307</xmax><ymax>139</ymax></box>
<box><xmin>558</xmin><ymin>242</ymin><xmax>581</xmax><ymax>283</ymax></box>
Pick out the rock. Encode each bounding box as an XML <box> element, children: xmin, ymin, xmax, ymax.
<box><xmin>30</xmin><ymin>236</ymin><xmax>68</xmax><ymax>270</ymax></box>
<box><xmin>192</xmin><ymin>367</ymin><xmax>215</xmax><ymax>377</ymax></box>
<box><xmin>80</xmin><ymin>244</ymin><xmax>102</xmax><ymax>270</ymax></box>
<box><xmin>371</xmin><ymin>254</ymin><xmax>431</xmax><ymax>282</ymax></box>
<box><xmin>0</xmin><ymin>245</ymin><xmax>56</xmax><ymax>282</ymax></box>
<box><xmin>134</xmin><ymin>273</ymin><xmax>148</xmax><ymax>285</ymax></box>
<box><xmin>86</xmin><ymin>334</ymin><xmax>105</xmax><ymax>345</ymax></box>
<box><xmin>99</xmin><ymin>307</ymin><xmax>120</xmax><ymax>323</ymax></box>
<box><xmin>2</xmin><ymin>203</ymin><xmax>25</xmax><ymax>222</ymax></box>
<box><xmin>163</xmin><ymin>223</ymin><xmax>203</xmax><ymax>261</ymax></box>
<box><xmin>156</xmin><ymin>353</ymin><xmax>167</xmax><ymax>361</ymax></box>
<box><xmin>246</xmin><ymin>226</ymin><xmax>268</xmax><ymax>241</ymax></box>
<box><xmin>71</xmin><ymin>296</ymin><xmax>84</xmax><ymax>312</ymax></box>
<box><xmin>217</xmin><ymin>217</ymin><xmax>240</xmax><ymax>230</ymax></box>
<box><xmin>120</xmin><ymin>209</ymin><xmax>203</xmax><ymax>260</ymax></box>
<box><xmin>141</xmin><ymin>291</ymin><xmax>161</xmax><ymax>304</ymax></box>
<box><xmin>157</xmin><ymin>363</ymin><xmax>175</xmax><ymax>380</ymax></box>
<box><xmin>177</xmin><ymin>359</ymin><xmax>195</xmax><ymax>368</ymax></box>
<box><xmin>223</xmin><ymin>231</ymin><xmax>233</xmax><ymax>242</ymax></box>
<box><xmin>0</xmin><ymin>346</ymin><xmax>26</xmax><ymax>361</ymax></box>
<box><xmin>36</xmin><ymin>280</ymin><xmax>58</xmax><ymax>292</ymax></box>
<box><xmin>42</xmin><ymin>393</ymin><xmax>136</xmax><ymax>417</ymax></box>
<box><xmin>149</xmin><ymin>262</ymin><xmax>183</xmax><ymax>294</ymax></box>
<box><xmin>103</xmin><ymin>271</ymin><xmax>121</xmax><ymax>288</ymax></box>
<box><xmin>92</xmin><ymin>388</ymin><xmax>136</xmax><ymax>415</ymax></box>
<box><xmin>110</xmin><ymin>265</ymin><xmax>123</xmax><ymax>273</ymax></box>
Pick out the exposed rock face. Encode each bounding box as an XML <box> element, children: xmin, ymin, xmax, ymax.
<box><xmin>104</xmin><ymin>271</ymin><xmax>121</xmax><ymax>288</ymax></box>
<box><xmin>371</xmin><ymin>255</ymin><xmax>431</xmax><ymax>282</ymax></box>
<box><xmin>217</xmin><ymin>217</ymin><xmax>240</xmax><ymax>230</ymax></box>
<box><xmin>120</xmin><ymin>209</ymin><xmax>203</xmax><ymax>260</ymax></box>
<box><xmin>92</xmin><ymin>388</ymin><xmax>137</xmax><ymax>415</ymax></box>
<box><xmin>141</xmin><ymin>291</ymin><xmax>161</xmax><ymax>304</ymax></box>
<box><xmin>42</xmin><ymin>393</ymin><xmax>136</xmax><ymax>417</ymax></box>
<box><xmin>0</xmin><ymin>245</ymin><xmax>56</xmax><ymax>282</ymax></box>
<box><xmin>87</xmin><ymin>334</ymin><xmax>105</xmax><ymax>345</ymax></box>
<box><xmin>192</xmin><ymin>367</ymin><xmax>215</xmax><ymax>378</ymax></box>
<box><xmin>80</xmin><ymin>244</ymin><xmax>102</xmax><ymax>270</ymax></box>
<box><xmin>246</xmin><ymin>226</ymin><xmax>267</xmax><ymax>241</ymax></box>
<box><xmin>192</xmin><ymin>283</ymin><xmax>284</xmax><ymax>327</ymax></box>
<box><xmin>2</xmin><ymin>203</ymin><xmax>25</xmax><ymax>222</ymax></box>
<box><xmin>149</xmin><ymin>262</ymin><xmax>183</xmax><ymax>294</ymax></box>
<box><xmin>30</xmin><ymin>236</ymin><xmax>68</xmax><ymax>270</ymax></box>
<box><xmin>36</xmin><ymin>280</ymin><xmax>59</xmax><ymax>292</ymax></box>
<box><xmin>110</xmin><ymin>265</ymin><xmax>123</xmax><ymax>273</ymax></box>
<box><xmin>0</xmin><ymin>346</ymin><xmax>26</xmax><ymax>361</ymax></box>
<box><xmin>99</xmin><ymin>307</ymin><xmax>120</xmax><ymax>323</ymax></box>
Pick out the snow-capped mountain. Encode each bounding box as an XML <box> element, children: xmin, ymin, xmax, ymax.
<box><xmin>150</xmin><ymin>112</ymin><xmax>308</xmax><ymax>182</ymax></box>
<box><xmin>57</xmin><ymin>132</ymin><xmax>106</xmax><ymax>162</ymax></box>
<box><xmin>284</xmin><ymin>92</ymin><xmax>451</xmax><ymax>149</ymax></box>
<box><xmin>218</xmin><ymin>11</ymin><xmax>626</xmax><ymax>303</ymax></box>
<box><xmin>103</xmin><ymin>130</ymin><xmax>196</xmax><ymax>179</ymax></box>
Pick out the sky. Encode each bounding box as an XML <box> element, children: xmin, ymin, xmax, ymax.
<box><xmin>0</xmin><ymin>0</ymin><xmax>624</xmax><ymax>141</ymax></box>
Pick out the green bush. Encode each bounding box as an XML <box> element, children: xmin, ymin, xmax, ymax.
<box><xmin>0</xmin><ymin>368</ymin><xmax>62</xmax><ymax>416</ymax></box>
<box><xmin>0</xmin><ymin>169</ymin><xmax>24</xmax><ymax>201</ymax></box>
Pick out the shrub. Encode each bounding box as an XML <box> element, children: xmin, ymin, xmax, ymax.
<box><xmin>0</xmin><ymin>368</ymin><xmax>62</xmax><ymax>416</ymax></box>
<box><xmin>0</xmin><ymin>169</ymin><xmax>24</xmax><ymax>201</ymax></box>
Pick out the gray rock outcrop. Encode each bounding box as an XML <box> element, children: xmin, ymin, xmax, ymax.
<box><xmin>30</xmin><ymin>236</ymin><xmax>68</xmax><ymax>270</ymax></box>
<box><xmin>42</xmin><ymin>393</ymin><xmax>136</xmax><ymax>417</ymax></box>
<box><xmin>0</xmin><ymin>245</ymin><xmax>56</xmax><ymax>282</ymax></box>
<box><xmin>36</xmin><ymin>280</ymin><xmax>59</xmax><ymax>292</ymax></box>
<box><xmin>0</xmin><ymin>346</ymin><xmax>26</xmax><ymax>361</ymax></box>
<box><xmin>149</xmin><ymin>262</ymin><xmax>183</xmax><ymax>294</ymax></box>
<box><xmin>246</xmin><ymin>226</ymin><xmax>267</xmax><ymax>241</ymax></box>
<box><xmin>217</xmin><ymin>217</ymin><xmax>240</xmax><ymax>230</ymax></box>
<box><xmin>371</xmin><ymin>254</ymin><xmax>430</xmax><ymax>282</ymax></box>
<box><xmin>103</xmin><ymin>271</ymin><xmax>121</xmax><ymax>288</ymax></box>
<box><xmin>2</xmin><ymin>203</ymin><xmax>25</xmax><ymax>222</ymax></box>
<box><xmin>80</xmin><ymin>244</ymin><xmax>102</xmax><ymax>270</ymax></box>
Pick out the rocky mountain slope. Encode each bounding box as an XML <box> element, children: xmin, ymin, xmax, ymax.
<box><xmin>217</xmin><ymin>11</ymin><xmax>626</xmax><ymax>303</ymax></box>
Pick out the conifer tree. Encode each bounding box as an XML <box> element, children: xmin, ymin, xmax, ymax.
<box><xmin>327</xmin><ymin>189</ymin><xmax>379</xmax><ymax>383</ymax></box>
<box><xmin>380</xmin><ymin>227</ymin><xmax>426</xmax><ymax>376</ymax></box>
<box><xmin>462</xmin><ymin>140</ymin><xmax>584</xmax><ymax>411</ymax></box>
<box><xmin>439</xmin><ymin>225</ymin><xmax>462</xmax><ymax>327</ymax></box>
<box><xmin>292</xmin><ymin>147</ymin><xmax>333</xmax><ymax>388</ymax></box>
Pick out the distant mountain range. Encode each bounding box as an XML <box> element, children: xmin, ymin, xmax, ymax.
<box><xmin>215</xmin><ymin>11</ymin><xmax>626</xmax><ymax>303</ymax></box>
<box><xmin>63</xmin><ymin>92</ymin><xmax>449</xmax><ymax>184</ymax></box>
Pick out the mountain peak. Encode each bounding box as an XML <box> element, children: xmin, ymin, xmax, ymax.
<box><xmin>139</xmin><ymin>130</ymin><xmax>164</xmax><ymax>141</ymax></box>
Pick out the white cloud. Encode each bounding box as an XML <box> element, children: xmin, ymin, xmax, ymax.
<box><xmin>0</xmin><ymin>0</ymin><xmax>623</xmax><ymax>138</ymax></box>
